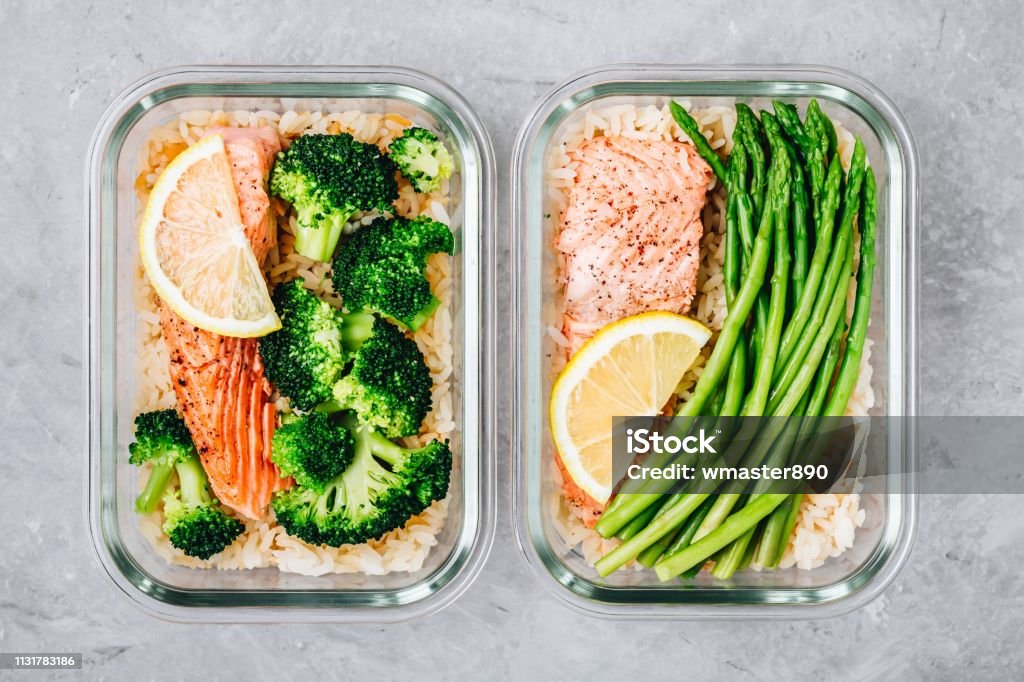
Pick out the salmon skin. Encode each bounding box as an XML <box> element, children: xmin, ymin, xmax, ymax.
<box><xmin>159</xmin><ymin>126</ymin><xmax>289</xmax><ymax>520</ymax></box>
<box><xmin>554</xmin><ymin>135</ymin><xmax>713</xmax><ymax>523</ymax></box>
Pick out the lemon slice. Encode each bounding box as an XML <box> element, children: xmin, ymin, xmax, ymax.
<box><xmin>139</xmin><ymin>134</ymin><xmax>280</xmax><ymax>337</ymax></box>
<box><xmin>549</xmin><ymin>312</ymin><xmax>712</xmax><ymax>505</ymax></box>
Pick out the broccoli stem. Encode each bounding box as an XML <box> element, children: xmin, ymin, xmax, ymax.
<box><xmin>340</xmin><ymin>310</ymin><xmax>376</xmax><ymax>350</ymax></box>
<box><xmin>354</xmin><ymin>423</ymin><xmax>406</xmax><ymax>466</ymax></box>
<box><xmin>294</xmin><ymin>218</ymin><xmax>347</xmax><ymax>263</ymax></box>
<box><xmin>175</xmin><ymin>454</ymin><xmax>212</xmax><ymax>507</ymax></box>
<box><xmin>405</xmin><ymin>295</ymin><xmax>441</xmax><ymax>332</ymax></box>
<box><xmin>135</xmin><ymin>461</ymin><xmax>175</xmax><ymax>514</ymax></box>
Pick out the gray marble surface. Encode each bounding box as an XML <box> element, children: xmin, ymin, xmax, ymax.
<box><xmin>2</xmin><ymin>0</ymin><xmax>1023</xmax><ymax>679</ymax></box>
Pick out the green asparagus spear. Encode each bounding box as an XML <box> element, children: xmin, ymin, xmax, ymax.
<box><xmin>669</xmin><ymin>100</ymin><xmax>727</xmax><ymax>181</ymax></box>
<box><xmin>736</xmin><ymin>104</ymin><xmax>768</xmax><ymax>224</ymax></box>
<box><xmin>721</xmin><ymin>187</ymin><xmax>749</xmax><ymax>415</ymax></box>
<box><xmin>784</xmin><ymin>138</ymin><xmax>810</xmax><ymax>306</ymax></box>
<box><xmin>595</xmin><ymin>493</ymin><xmax>711</xmax><ymax>577</ymax></box>
<box><xmin>676</xmin><ymin>124</ymin><xmax>788</xmax><ymax>418</ymax></box>
<box><xmin>774</xmin><ymin>154</ymin><xmax>844</xmax><ymax>377</ymax></box>
<box><xmin>687</xmin><ymin>401</ymin><xmax>805</xmax><ymax>544</ymax></box>
<box><xmin>655</xmin><ymin>494</ymin><xmax>790</xmax><ymax>581</ymax></box>
<box><xmin>772</xmin><ymin>100</ymin><xmax>814</xmax><ymax>159</ymax></box>
<box><xmin>712</xmin><ymin>524</ymin><xmax>757</xmax><ymax>579</ymax></box>
<box><xmin>767</xmin><ymin>313</ymin><xmax>846</xmax><ymax>566</ymax></box>
<box><xmin>739</xmin><ymin>524</ymin><xmax>761</xmax><ymax>572</ymax></box>
<box><xmin>721</xmin><ymin>341</ymin><xmax>748</xmax><ymax>418</ymax></box>
<box><xmin>761</xmin><ymin>322</ymin><xmax>843</xmax><ymax>569</ymax></box>
<box><xmin>769</xmin><ymin>141</ymin><xmax>866</xmax><ymax>408</ymax></box>
<box><xmin>745</xmin><ymin>393</ymin><xmax>809</xmax><ymax>568</ymax></box>
<box><xmin>769</xmin><ymin>234</ymin><xmax>856</xmax><ymax>418</ymax></box>
<box><xmin>766</xmin><ymin>296</ymin><xmax>850</xmax><ymax>565</ymax></box>
<box><xmin>595</xmin><ymin>410</ymin><xmax>717</xmax><ymax>538</ymax></box>
<box><xmin>720</xmin><ymin>147</ymin><xmax>750</xmax><ymax>419</ymax></box>
<box><xmin>658</xmin><ymin>494</ymin><xmax>717</xmax><ymax>560</ymax></box>
<box><xmin>638</xmin><ymin>495</ymin><xmax>716</xmax><ymax>567</ymax></box>
<box><xmin>758</xmin><ymin>492</ymin><xmax>799</xmax><ymax>568</ymax></box>
<box><xmin>742</xmin><ymin>113</ymin><xmax>791</xmax><ymax>417</ymax></box>
<box><xmin>805</xmin><ymin>317</ymin><xmax>846</xmax><ymax>417</ymax></box>
<box><xmin>807</xmin><ymin>100</ymin><xmax>837</xmax><ymax>160</ymax></box>
<box><xmin>824</xmin><ymin>168</ymin><xmax>877</xmax><ymax>417</ymax></box>
<box><xmin>773</xmin><ymin>493</ymin><xmax>803</xmax><ymax>567</ymax></box>
<box><xmin>637</xmin><ymin>525</ymin><xmax>684</xmax><ymax>569</ymax></box>
<box><xmin>617</xmin><ymin>496</ymin><xmax>667</xmax><ymax>541</ymax></box>
<box><xmin>724</xmin><ymin>140</ymin><xmax>750</xmax><ymax>302</ymax></box>
<box><xmin>672</xmin><ymin>99</ymin><xmax>767</xmax><ymax>367</ymax></box>
<box><xmin>773</xmin><ymin>99</ymin><xmax>827</xmax><ymax>235</ymax></box>
<box><xmin>736</xmin><ymin>106</ymin><xmax>772</xmax><ymax>358</ymax></box>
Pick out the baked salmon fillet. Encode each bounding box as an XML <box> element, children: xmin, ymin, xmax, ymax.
<box><xmin>159</xmin><ymin>126</ymin><xmax>289</xmax><ymax>520</ymax></box>
<box><xmin>556</xmin><ymin>136</ymin><xmax>713</xmax><ymax>354</ymax></box>
<box><xmin>554</xmin><ymin>135</ymin><xmax>713</xmax><ymax>523</ymax></box>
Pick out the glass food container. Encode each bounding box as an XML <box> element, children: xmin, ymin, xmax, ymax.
<box><xmin>86</xmin><ymin>66</ymin><xmax>495</xmax><ymax>622</ymax></box>
<box><xmin>511</xmin><ymin>64</ymin><xmax>918</xmax><ymax>618</ymax></box>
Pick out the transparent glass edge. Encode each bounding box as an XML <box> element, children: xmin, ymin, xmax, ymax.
<box><xmin>510</xmin><ymin>63</ymin><xmax>919</xmax><ymax>618</ymax></box>
<box><xmin>85</xmin><ymin>66</ymin><xmax>496</xmax><ymax>623</ymax></box>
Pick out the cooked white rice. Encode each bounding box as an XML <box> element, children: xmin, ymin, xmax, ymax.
<box><xmin>544</xmin><ymin>101</ymin><xmax>874</xmax><ymax>574</ymax></box>
<box><xmin>132</xmin><ymin>107</ymin><xmax>456</xmax><ymax>575</ymax></box>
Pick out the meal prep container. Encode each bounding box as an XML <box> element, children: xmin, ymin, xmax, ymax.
<box><xmin>86</xmin><ymin>66</ymin><xmax>496</xmax><ymax>622</ymax></box>
<box><xmin>511</xmin><ymin>64</ymin><xmax>918</xmax><ymax>618</ymax></box>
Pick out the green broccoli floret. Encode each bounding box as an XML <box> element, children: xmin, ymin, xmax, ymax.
<box><xmin>271</xmin><ymin>412</ymin><xmax>354</xmax><ymax>492</ymax></box>
<box><xmin>272</xmin><ymin>417</ymin><xmax>451</xmax><ymax>548</ymax></box>
<box><xmin>259</xmin><ymin>280</ymin><xmax>375</xmax><ymax>412</ymax></box>
<box><xmin>128</xmin><ymin>409</ymin><xmax>195</xmax><ymax>514</ymax></box>
<box><xmin>325</xmin><ymin>318</ymin><xmax>432</xmax><ymax>438</ymax></box>
<box><xmin>332</xmin><ymin>215</ymin><xmax>454</xmax><ymax>331</ymax></box>
<box><xmin>270</xmin><ymin>133</ymin><xmax>399</xmax><ymax>262</ymax></box>
<box><xmin>161</xmin><ymin>453</ymin><xmax>244</xmax><ymax>560</ymax></box>
<box><xmin>388</xmin><ymin>127</ymin><xmax>454</xmax><ymax>193</ymax></box>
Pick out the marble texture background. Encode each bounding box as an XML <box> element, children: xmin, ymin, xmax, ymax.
<box><xmin>2</xmin><ymin>0</ymin><xmax>1023</xmax><ymax>679</ymax></box>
